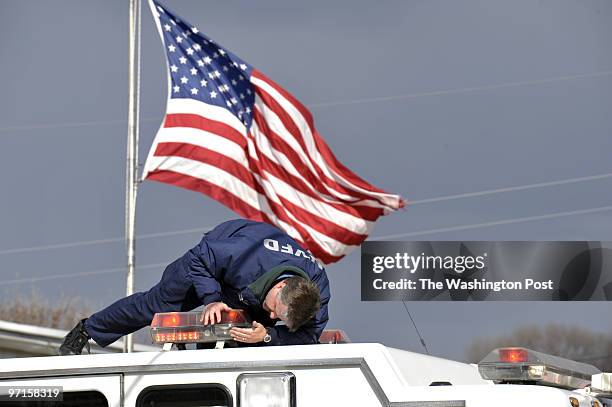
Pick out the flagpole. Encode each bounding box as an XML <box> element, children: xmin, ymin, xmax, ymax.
<box><xmin>124</xmin><ymin>0</ymin><xmax>141</xmax><ymax>353</ymax></box>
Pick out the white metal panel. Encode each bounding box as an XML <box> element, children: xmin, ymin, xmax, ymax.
<box><xmin>385</xmin><ymin>347</ymin><xmax>489</xmax><ymax>387</ymax></box>
<box><xmin>403</xmin><ymin>384</ymin><xmax>594</xmax><ymax>407</ymax></box>
<box><xmin>0</xmin><ymin>375</ymin><xmax>122</xmax><ymax>407</ymax></box>
<box><xmin>294</xmin><ymin>367</ymin><xmax>381</xmax><ymax>406</ymax></box>
<box><xmin>124</xmin><ymin>367</ymin><xmax>382</xmax><ymax>407</ymax></box>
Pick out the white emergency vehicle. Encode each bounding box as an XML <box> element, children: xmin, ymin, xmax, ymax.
<box><xmin>0</xmin><ymin>310</ymin><xmax>610</xmax><ymax>407</ymax></box>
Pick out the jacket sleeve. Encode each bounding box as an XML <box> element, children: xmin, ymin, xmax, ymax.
<box><xmin>186</xmin><ymin>235</ymin><xmax>240</xmax><ymax>305</ymax></box>
<box><xmin>264</xmin><ymin>270</ymin><xmax>330</xmax><ymax>346</ymax></box>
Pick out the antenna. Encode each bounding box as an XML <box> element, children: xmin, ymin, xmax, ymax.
<box><xmin>401</xmin><ymin>300</ymin><xmax>430</xmax><ymax>355</ymax></box>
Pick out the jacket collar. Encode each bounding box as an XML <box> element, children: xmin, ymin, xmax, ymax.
<box><xmin>248</xmin><ymin>265</ymin><xmax>310</xmax><ymax>302</ymax></box>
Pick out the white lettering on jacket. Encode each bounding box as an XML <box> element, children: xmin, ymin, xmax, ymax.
<box><xmin>263</xmin><ymin>238</ymin><xmax>323</xmax><ymax>269</ymax></box>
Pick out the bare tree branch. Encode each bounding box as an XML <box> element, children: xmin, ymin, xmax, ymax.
<box><xmin>0</xmin><ymin>291</ymin><xmax>91</xmax><ymax>330</ymax></box>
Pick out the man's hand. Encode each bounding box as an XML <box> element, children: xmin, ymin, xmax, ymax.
<box><xmin>201</xmin><ymin>302</ymin><xmax>230</xmax><ymax>325</ymax></box>
<box><xmin>230</xmin><ymin>321</ymin><xmax>266</xmax><ymax>344</ymax></box>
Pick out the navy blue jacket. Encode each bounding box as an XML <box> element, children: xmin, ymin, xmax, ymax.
<box><xmin>184</xmin><ymin>219</ymin><xmax>330</xmax><ymax>345</ymax></box>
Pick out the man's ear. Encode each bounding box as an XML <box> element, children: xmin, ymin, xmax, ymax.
<box><xmin>277</xmin><ymin>280</ymin><xmax>288</xmax><ymax>289</ymax></box>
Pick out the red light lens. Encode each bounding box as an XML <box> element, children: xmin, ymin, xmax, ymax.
<box><xmin>499</xmin><ymin>348</ymin><xmax>528</xmax><ymax>363</ymax></box>
<box><xmin>219</xmin><ymin>309</ymin><xmax>249</xmax><ymax>324</ymax></box>
<box><xmin>160</xmin><ymin>313</ymin><xmax>185</xmax><ymax>327</ymax></box>
<box><xmin>318</xmin><ymin>330</ymin><xmax>350</xmax><ymax>344</ymax></box>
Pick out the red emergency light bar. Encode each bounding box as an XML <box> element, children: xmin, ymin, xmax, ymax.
<box><xmin>150</xmin><ymin>310</ymin><xmax>251</xmax><ymax>344</ymax></box>
<box><xmin>319</xmin><ymin>330</ymin><xmax>350</xmax><ymax>344</ymax></box>
<box><xmin>478</xmin><ymin>347</ymin><xmax>601</xmax><ymax>390</ymax></box>
<box><xmin>152</xmin><ymin>310</ymin><xmax>248</xmax><ymax>328</ymax></box>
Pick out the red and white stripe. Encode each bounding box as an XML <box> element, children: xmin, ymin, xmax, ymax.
<box><xmin>143</xmin><ymin>70</ymin><xmax>404</xmax><ymax>264</ymax></box>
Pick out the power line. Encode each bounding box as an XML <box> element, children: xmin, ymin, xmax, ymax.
<box><xmin>2</xmin><ymin>69</ymin><xmax>611</xmax><ymax>135</ymax></box>
<box><xmin>4</xmin><ymin>204</ymin><xmax>612</xmax><ymax>285</ymax></box>
<box><xmin>309</xmin><ymin>69</ymin><xmax>612</xmax><ymax>108</ymax></box>
<box><xmin>0</xmin><ymin>262</ymin><xmax>168</xmax><ymax>286</ymax></box>
<box><xmin>0</xmin><ymin>117</ymin><xmax>158</xmax><ymax>135</ymax></box>
<box><xmin>0</xmin><ymin>226</ymin><xmax>213</xmax><ymax>256</ymax></box>
<box><xmin>371</xmin><ymin>205</ymin><xmax>612</xmax><ymax>240</ymax></box>
<box><xmin>1</xmin><ymin>171</ymin><xmax>611</xmax><ymax>256</ymax></box>
<box><xmin>408</xmin><ymin>173</ymin><xmax>612</xmax><ymax>205</ymax></box>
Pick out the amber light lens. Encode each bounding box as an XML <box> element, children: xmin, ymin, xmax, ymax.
<box><xmin>499</xmin><ymin>348</ymin><xmax>529</xmax><ymax>363</ymax></box>
<box><xmin>154</xmin><ymin>331</ymin><xmax>201</xmax><ymax>343</ymax></box>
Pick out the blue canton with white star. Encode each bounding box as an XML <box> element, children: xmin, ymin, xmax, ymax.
<box><xmin>154</xmin><ymin>0</ymin><xmax>255</xmax><ymax>129</ymax></box>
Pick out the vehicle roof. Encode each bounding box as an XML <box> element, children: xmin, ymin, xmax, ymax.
<box><xmin>0</xmin><ymin>343</ymin><xmax>488</xmax><ymax>401</ymax></box>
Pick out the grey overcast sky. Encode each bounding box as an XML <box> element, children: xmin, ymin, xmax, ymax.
<box><xmin>0</xmin><ymin>0</ymin><xmax>611</xmax><ymax>361</ymax></box>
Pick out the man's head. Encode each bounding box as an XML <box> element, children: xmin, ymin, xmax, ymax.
<box><xmin>263</xmin><ymin>276</ymin><xmax>320</xmax><ymax>332</ymax></box>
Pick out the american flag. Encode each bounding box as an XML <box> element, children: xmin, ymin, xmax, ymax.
<box><xmin>143</xmin><ymin>0</ymin><xmax>404</xmax><ymax>264</ymax></box>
